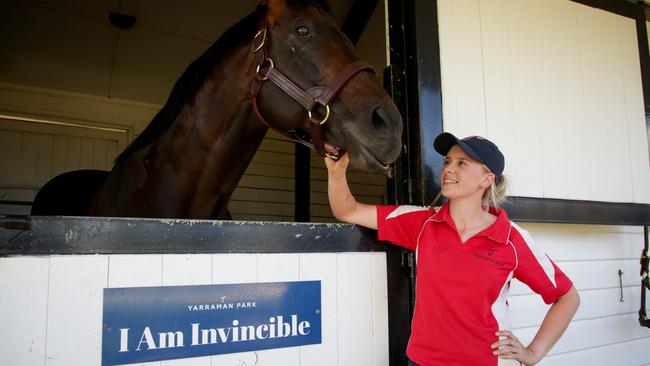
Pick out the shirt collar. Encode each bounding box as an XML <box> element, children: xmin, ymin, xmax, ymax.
<box><xmin>430</xmin><ymin>203</ymin><xmax>511</xmax><ymax>244</ymax></box>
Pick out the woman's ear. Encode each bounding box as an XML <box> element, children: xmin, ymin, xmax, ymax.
<box><xmin>480</xmin><ymin>173</ymin><xmax>495</xmax><ymax>189</ymax></box>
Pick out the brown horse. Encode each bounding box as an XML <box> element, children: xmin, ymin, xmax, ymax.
<box><xmin>31</xmin><ymin>0</ymin><xmax>402</xmax><ymax>219</ymax></box>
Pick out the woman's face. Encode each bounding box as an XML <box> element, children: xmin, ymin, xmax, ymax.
<box><xmin>440</xmin><ymin>145</ymin><xmax>494</xmax><ymax>201</ymax></box>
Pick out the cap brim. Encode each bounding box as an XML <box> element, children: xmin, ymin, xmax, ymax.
<box><xmin>433</xmin><ymin>132</ymin><xmax>485</xmax><ymax>164</ymax></box>
<box><xmin>433</xmin><ymin>132</ymin><xmax>459</xmax><ymax>156</ymax></box>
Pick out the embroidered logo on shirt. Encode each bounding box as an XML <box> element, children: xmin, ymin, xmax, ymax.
<box><xmin>473</xmin><ymin>248</ymin><xmax>504</xmax><ymax>267</ymax></box>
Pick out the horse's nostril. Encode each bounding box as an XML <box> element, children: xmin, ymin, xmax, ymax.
<box><xmin>372</xmin><ymin>107</ymin><xmax>390</xmax><ymax>132</ymax></box>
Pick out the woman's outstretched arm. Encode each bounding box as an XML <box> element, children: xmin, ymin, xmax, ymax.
<box><xmin>324</xmin><ymin>153</ymin><xmax>378</xmax><ymax>229</ymax></box>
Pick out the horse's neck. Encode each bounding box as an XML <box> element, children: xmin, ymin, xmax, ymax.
<box><xmin>156</xmin><ymin>43</ymin><xmax>267</xmax><ymax>217</ymax></box>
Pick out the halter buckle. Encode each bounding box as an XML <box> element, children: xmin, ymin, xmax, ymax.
<box><xmin>255</xmin><ymin>58</ymin><xmax>274</xmax><ymax>81</ymax></box>
<box><xmin>325</xmin><ymin>151</ymin><xmax>340</xmax><ymax>161</ymax></box>
<box><xmin>308</xmin><ymin>104</ymin><xmax>330</xmax><ymax>125</ymax></box>
<box><xmin>252</xmin><ymin>29</ymin><xmax>267</xmax><ymax>53</ymax></box>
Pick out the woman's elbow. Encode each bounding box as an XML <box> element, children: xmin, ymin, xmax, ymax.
<box><xmin>331</xmin><ymin>207</ymin><xmax>354</xmax><ymax>224</ymax></box>
<box><xmin>334</xmin><ymin>212</ymin><xmax>355</xmax><ymax>224</ymax></box>
<box><xmin>562</xmin><ymin>286</ymin><xmax>581</xmax><ymax>312</ymax></box>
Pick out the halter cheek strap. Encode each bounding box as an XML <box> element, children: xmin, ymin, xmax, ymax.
<box><xmin>250</xmin><ymin>26</ymin><xmax>374</xmax><ymax>159</ymax></box>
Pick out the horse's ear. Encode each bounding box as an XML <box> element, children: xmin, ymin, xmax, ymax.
<box><xmin>262</xmin><ymin>0</ymin><xmax>286</xmax><ymax>24</ymax></box>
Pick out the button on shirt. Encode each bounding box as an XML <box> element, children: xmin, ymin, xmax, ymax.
<box><xmin>377</xmin><ymin>203</ymin><xmax>573</xmax><ymax>366</ymax></box>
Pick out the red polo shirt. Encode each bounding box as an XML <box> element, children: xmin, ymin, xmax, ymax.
<box><xmin>377</xmin><ymin>203</ymin><xmax>573</xmax><ymax>366</ymax></box>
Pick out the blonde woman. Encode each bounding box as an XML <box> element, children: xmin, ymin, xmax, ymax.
<box><xmin>325</xmin><ymin>133</ymin><xmax>580</xmax><ymax>366</ymax></box>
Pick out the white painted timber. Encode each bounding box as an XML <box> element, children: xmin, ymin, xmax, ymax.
<box><xmin>371</xmin><ymin>253</ymin><xmax>390</xmax><ymax>366</ymax></box>
<box><xmin>437</xmin><ymin>0</ymin><xmax>650</xmax><ymax>203</ymax></box>
<box><xmin>0</xmin><ymin>251</ymin><xmax>391</xmax><ymax>366</ymax></box>
<box><xmin>478</xmin><ymin>0</ymin><xmax>518</xmax><ymax>192</ymax></box>
<box><xmin>503</xmin><ymin>0</ymin><xmax>543</xmax><ymax>197</ymax></box>
<box><xmin>0</xmin><ymin>257</ymin><xmax>49</xmax><ymax>366</ymax></box>
<box><xmin>437</xmin><ymin>0</ymin><xmax>487</xmax><ymax>138</ymax></box>
<box><xmin>501</xmin><ymin>223</ymin><xmax>649</xmax><ymax>364</ymax></box>
<box><xmin>337</xmin><ymin>253</ymin><xmax>375</xmax><ymax>366</ymax></box>
<box><xmin>299</xmin><ymin>253</ymin><xmax>338</xmax><ymax>366</ymax></box>
<box><xmin>45</xmin><ymin>255</ymin><xmax>109</xmax><ymax>366</ymax></box>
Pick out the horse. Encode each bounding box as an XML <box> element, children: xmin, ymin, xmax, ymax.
<box><xmin>30</xmin><ymin>0</ymin><xmax>403</xmax><ymax>220</ymax></box>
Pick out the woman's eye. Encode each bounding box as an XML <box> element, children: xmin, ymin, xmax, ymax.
<box><xmin>296</xmin><ymin>25</ymin><xmax>311</xmax><ymax>38</ymax></box>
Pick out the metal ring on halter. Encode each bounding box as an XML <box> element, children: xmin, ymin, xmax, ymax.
<box><xmin>308</xmin><ymin>104</ymin><xmax>330</xmax><ymax>125</ymax></box>
<box><xmin>255</xmin><ymin>58</ymin><xmax>274</xmax><ymax>81</ymax></box>
<box><xmin>325</xmin><ymin>151</ymin><xmax>340</xmax><ymax>161</ymax></box>
<box><xmin>252</xmin><ymin>29</ymin><xmax>267</xmax><ymax>53</ymax></box>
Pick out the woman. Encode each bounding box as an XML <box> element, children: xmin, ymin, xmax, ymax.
<box><xmin>324</xmin><ymin>133</ymin><xmax>580</xmax><ymax>366</ymax></box>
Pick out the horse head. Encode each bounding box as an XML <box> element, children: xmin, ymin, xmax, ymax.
<box><xmin>252</xmin><ymin>0</ymin><xmax>403</xmax><ymax>174</ymax></box>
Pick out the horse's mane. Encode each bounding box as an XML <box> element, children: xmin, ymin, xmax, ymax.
<box><xmin>115</xmin><ymin>1</ymin><xmax>330</xmax><ymax>164</ymax></box>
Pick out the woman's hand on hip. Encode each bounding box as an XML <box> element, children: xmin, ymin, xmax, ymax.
<box><xmin>491</xmin><ymin>330</ymin><xmax>540</xmax><ymax>366</ymax></box>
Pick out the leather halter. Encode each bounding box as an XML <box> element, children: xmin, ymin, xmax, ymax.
<box><xmin>250</xmin><ymin>25</ymin><xmax>374</xmax><ymax>160</ymax></box>
<box><xmin>640</xmin><ymin>226</ymin><xmax>650</xmax><ymax>328</ymax></box>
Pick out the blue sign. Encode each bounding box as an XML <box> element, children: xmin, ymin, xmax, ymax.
<box><xmin>102</xmin><ymin>281</ymin><xmax>321</xmax><ymax>365</ymax></box>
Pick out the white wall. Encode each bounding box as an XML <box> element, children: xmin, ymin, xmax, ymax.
<box><xmin>511</xmin><ymin>223</ymin><xmax>650</xmax><ymax>365</ymax></box>
<box><xmin>437</xmin><ymin>0</ymin><xmax>650</xmax><ymax>204</ymax></box>
<box><xmin>0</xmin><ymin>252</ymin><xmax>389</xmax><ymax>366</ymax></box>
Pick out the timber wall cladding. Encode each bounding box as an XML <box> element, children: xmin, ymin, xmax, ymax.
<box><xmin>437</xmin><ymin>0</ymin><xmax>650</xmax><ymax>204</ymax></box>
<box><xmin>512</xmin><ymin>223</ymin><xmax>650</xmax><ymax>365</ymax></box>
<box><xmin>0</xmin><ymin>252</ymin><xmax>389</xmax><ymax>366</ymax></box>
<box><xmin>0</xmin><ymin>118</ymin><xmax>127</xmax><ymax>215</ymax></box>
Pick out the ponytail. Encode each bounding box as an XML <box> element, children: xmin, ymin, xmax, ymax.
<box><xmin>482</xmin><ymin>174</ymin><xmax>508</xmax><ymax>208</ymax></box>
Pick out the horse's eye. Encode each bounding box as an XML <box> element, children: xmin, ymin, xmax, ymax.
<box><xmin>295</xmin><ymin>25</ymin><xmax>311</xmax><ymax>38</ymax></box>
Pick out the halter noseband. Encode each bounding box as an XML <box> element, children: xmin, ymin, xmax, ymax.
<box><xmin>250</xmin><ymin>26</ymin><xmax>374</xmax><ymax>160</ymax></box>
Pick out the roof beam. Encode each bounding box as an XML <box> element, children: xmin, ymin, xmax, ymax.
<box><xmin>342</xmin><ymin>0</ymin><xmax>380</xmax><ymax>45</ymax></box>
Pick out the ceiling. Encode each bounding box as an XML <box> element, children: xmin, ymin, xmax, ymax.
<box><xmin>0</xmin><ymin>0</ymin><xmax>387</xmax><ymax>105</ymax></box>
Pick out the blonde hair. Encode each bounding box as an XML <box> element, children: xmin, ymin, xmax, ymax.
<box><xmin>483</xmin><ymin>173</ymin><xmax>508</xmax><ymax>208</ymax></box>
<box><xmin>431</xmin><ymin>167</ymin><xmax>508</xmax><ymax>209</ymax></box>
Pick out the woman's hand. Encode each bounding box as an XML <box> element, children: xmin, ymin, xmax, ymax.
<box><xmin>494</xmin><ymin>287</ymin><xmax>579</xmax><ymax>365</ymax></box>
<box><xmin>323</xmin><ymin>144</ymin><xmax>349</xmax><ymax>178</ymax></box>
<box><xmin>491</xmin><ymin>330</ymin><xmax>540</xmax><ymax>365</ymax></box>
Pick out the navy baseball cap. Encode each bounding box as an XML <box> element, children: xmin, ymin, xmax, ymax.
<box><xmin>433</xmin><ymin>132</ymin><xmax>505</xmax><ymax>179</ymax></box>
